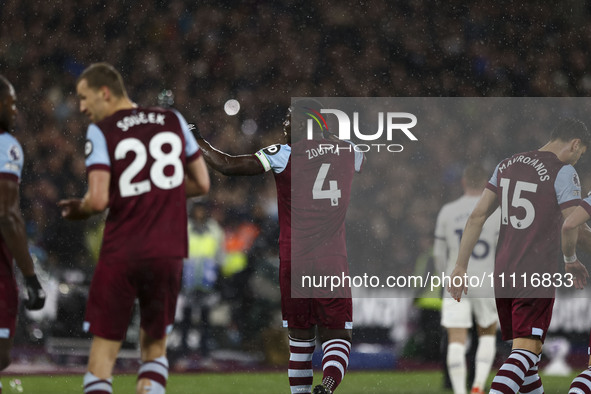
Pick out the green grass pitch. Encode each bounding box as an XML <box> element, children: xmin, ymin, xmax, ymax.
<box><xmin>2</xmin><ymin>370</ymin><xmax>579</xmax><ymax>393</ymax></box>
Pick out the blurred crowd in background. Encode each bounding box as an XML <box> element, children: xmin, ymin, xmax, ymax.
<box><xmin>3</xmin><ymin>0</ymin><xmax>591</xmax><ymax>361</ymax></box>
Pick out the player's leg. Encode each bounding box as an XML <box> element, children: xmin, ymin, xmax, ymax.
<box><xmin>82</xmin><ymin>260</ymin><xmax>136</xmax><ymax>394</ymax></box>
<box><xmin>0</xmin><ymin>337</ymin><xmax>14</xmax><ymax>394</ymax></box>
<box><xmin>446</xmin><ymin>327</ymin><xmax>468</xmax><ymax>394</ymax></box>
<box><xmin>316</xmin><ymin>327</ymin><xmax>352</xmax><ymax>394</ymax></box>
<box><xmin>0</xmin><ymin>275</ymin><xmax>19</xmax><ymax>393</ymax></box>
<box><xmin>471</xmin><ymin>323</ymin><xmax>496</xmax><ymax>394</ymax></box>
<box><xmin>489</xmin><ymin>337</ymin><xmax>541</xmax><ymax>394</ymax></box>
<box><xmin>281</xmin><ymin>259</ymin><xmax>317</xmax><ymax>394</ymax></box>
<box><xmin>489</xmin><ymin>298</ymin><xmax>550</xmax><ymax>394</ymax></box>
<box><xmin>471</xmin><ymin>297</ymin><xmax>498</xmax><ymax>393</ymax></box>
<box><xmin>441</xmin><ymin>296</ymin><xmax>474</xmax><ymax>394</ymax></box>
<box><xmin>136</xmin><ymin>329</ymin><xmax>168</xmax><ymax>394</ymax></box>
<box><xmin>568</xmin><ymin>332</ymin><xmax>591</xmax><ymax>394</ymax></box>
<box><xmin>135</xmin><ymin>258</ymin><xmax>183</xmax><ymax>394</ymax></box>
<box><xmin>288</xmin><ymin>327</ymin><xmax>317</xmax><ymax>394</ymax></box>
<box><xmin>84</xmin><ymin>336</ymin><xmax>122</xmax><ymax>394</ymax></box>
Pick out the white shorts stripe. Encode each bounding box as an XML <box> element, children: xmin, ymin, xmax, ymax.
<box><xmin>531</xmin><ymin>327</ymin><xmax>544</xmax><ymax>337</ymax></box>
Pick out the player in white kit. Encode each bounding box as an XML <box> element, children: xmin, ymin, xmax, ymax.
<box><xmin>434</xmin><ymin>164</ymin><xmax>499</xmax><ymax>394</ymax></box>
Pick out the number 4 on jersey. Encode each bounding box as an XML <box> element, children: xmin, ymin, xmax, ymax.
<box><xmin>313</xmin><ymin>163</ymin><xmax>341</xmax><ymax>206</ymax></box>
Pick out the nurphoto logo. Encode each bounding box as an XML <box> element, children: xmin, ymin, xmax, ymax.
<box><xmin>304</xmin><ymin>107</ymin><xmax>418</xmax><ymax>153</ymax></box>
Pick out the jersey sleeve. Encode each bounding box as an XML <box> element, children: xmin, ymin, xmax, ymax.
<box><xmin>342</xmin><ymin>140</ymin><xmax>364</xmax><ymax>172</ymax></box>
<box><xmin>0</xmin><ymin>135</ymin><xmax>23</xmax><ymax>182</ymax></box>
<box><xmin>254</xmin><ymin>144</ymin><xmax>291</xmax><ymax>174</ymax></box>
<box><xmin>580</xmin><ymin>194</ymin><xmax>591</xmax><ymax>217</ymax></box>
<box><xmin>85</xmin><ymin>124</ymin><xmax>110</xmax><ymax>171</ymax></box>
<box><xmin>486</xmin><ymin>162</ymin><xmax>501</xmax><ymax>192</ymax></box>
<box><xmin>172</xmin><ymin>110</ymin><xmax>201</xmax><ymax>162</ymax></box>
<box><xmin>554</xmin><ymin>165</ymin><xmax>582</xmax><ymax>209</ymax></box>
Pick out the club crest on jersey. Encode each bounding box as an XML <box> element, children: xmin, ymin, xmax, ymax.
<box><xmin>8</xmin><ymin>145</ymin><xmax>20</xmax><ymax>161</ymax></box>
<box><xmin>85</xmin><ymin>140</ymin><xmax>93</xmax><ymax>158</ymax></box>
<box><xmin>573</xmin><ymin>173</ymin><xmax>580</xmax><ymax>188</ymax></box>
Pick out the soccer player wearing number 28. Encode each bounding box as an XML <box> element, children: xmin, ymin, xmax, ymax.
<box><xmin>449</xmin><ymin>119</ymin><xmax>591</xmax><ymax>394</ymax></box>
<box><xmin>58</xmin><ymin>63</ymin><xmax>210</xmax><ymax>394</ymax></box>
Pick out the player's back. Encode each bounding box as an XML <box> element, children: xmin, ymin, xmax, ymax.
<box><xmin>91</xmin><ymin>107</ymin><xmax>190</xmax><ymax>262</ymax></box>
<box><xmin>488</xmin><ymin>150</ymin><xmax>580</xmax><ymax>295</ymax></box>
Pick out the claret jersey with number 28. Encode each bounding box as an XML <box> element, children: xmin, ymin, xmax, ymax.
<box><xmin>85</xmin><ymin>107</ymin><xmax>201</xmax><ymax>262</ymax></box>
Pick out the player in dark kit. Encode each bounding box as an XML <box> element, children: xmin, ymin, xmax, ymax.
<box><xmin>194</xmin><ymin>99</ymin><xmax>363</xmax><ymax>394</ymax></box>
<box><xmin>59</xmin><ymin>63</ymin><xmax>210</xmax><ymax>394</ymax></box>
<box><xmin>0</xmin><ymin>75</ymin><xmax>46</xmax><ymax>394</ymax></box>
<box><xmin>449</xmin><ymin>118</ymin><xmax>591</xmax><ymax>394</ymax></box>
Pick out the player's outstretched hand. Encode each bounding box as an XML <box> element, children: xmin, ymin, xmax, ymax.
<box><xmin>24</xmin><ymin>275</ymin><xmax>46</xmax><ymax>310</ymax></box>
<box><xmin>565</xmin><ymin>260</ymin><xmax>589</xmax><ymax>290</ymax></box>
<box><xmin>447</xmin><ymin>266</ymin><xmax>467</xmax><ymax>302</ymax></box>
<box><xmin>58</xmin><ymin>199</ymin><xmax>86</xmax><ymax>220</ymax></box>
<box><xmin>188</xmin><ymin>123</ymin><xmax>203</xmax><ymax>139</ymax></box>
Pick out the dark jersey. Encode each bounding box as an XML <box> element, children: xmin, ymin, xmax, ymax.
<box><xmin>85</xmin><ymin>107</ymin><xmax>201</xmax><ymax>262</ymax></box>
<box><xmin>487</xmin><ymin>150</ymin><xmax>581</xmax><ymax>297</ymax></box>
<box><xmin>255</xmin><ymin>139</ymin><xmax>364</xmax><ymax>262</ymax></box>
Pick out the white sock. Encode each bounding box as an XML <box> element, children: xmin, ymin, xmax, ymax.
<box><xmin>472</xmin><ymin>335</ymin><xmax>496</xmax><ymax>391</ymax></box>
<box><xmin>138</xmin><ymin>356</ymin><xmax>168</xmax><ymax>394</ymax></box>
<box><xmin>447</xmin><ymin>342</ymin><xmax>467</xmax><ymax>394</ymax></box>
<box><xmin>83</xmin><ymin>372</ymin><xmax>113</xmax><ymax>393</ymax></box>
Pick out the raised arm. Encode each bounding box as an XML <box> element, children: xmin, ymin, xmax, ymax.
<box><xmin>196</xmin><ymin>137</ymin><xmax>265</xmax><ymax>176</ymax></box>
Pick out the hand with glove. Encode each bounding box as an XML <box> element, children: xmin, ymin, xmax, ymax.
<box><xmin>24</xmin><ymin>275</ymin><xmax>46</xmax><ymax>310</ymax></box>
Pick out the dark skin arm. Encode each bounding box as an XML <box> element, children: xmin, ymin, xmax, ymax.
<box><xmin>0</xmin><ymin>178</ymin><xmax>35</xmax><ymax>277</ymax></box>
<box><xmin>196</xmin><ymin>137</ymin><xmax>265</xmax><ymax>176</ymax></box>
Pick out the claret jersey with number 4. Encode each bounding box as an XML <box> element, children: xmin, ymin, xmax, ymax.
<box><xmin>85</xmin><ymin>107</ymin><xmax>201</xmax><ymax>262</ymax></box>
<box><xmin>255</xmin><ymin>139</ymin><xmax>364</xmax><ymax>262</ymax></box>
<box><xmin>487</xmin><ymin>150</ymin><xmax>581</xmax><ymax>296</ymax></box>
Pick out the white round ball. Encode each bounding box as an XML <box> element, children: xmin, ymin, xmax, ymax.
<box><xmin>224</xmin><ymin>99</ymin><xmax>240</xmax><ymax>116</ymax></box>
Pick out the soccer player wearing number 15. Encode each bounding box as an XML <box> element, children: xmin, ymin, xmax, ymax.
<box><xmin>449</xmin><ymin>119</ymin><xmax>591</xmax><ymax>394</ymax></box>
<box><xmin>58</xmin><ymin>63</ymin><xmax>210</xmax><ymax>394</ymax></box>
